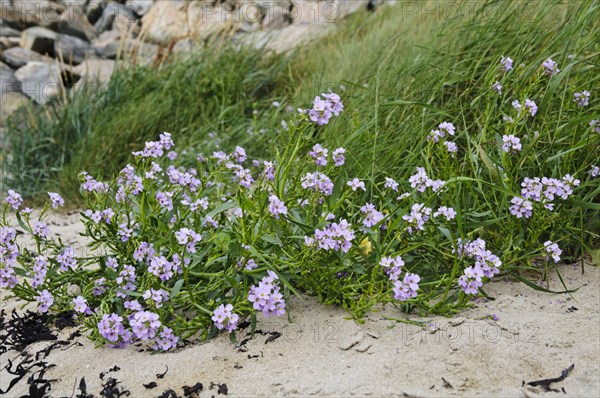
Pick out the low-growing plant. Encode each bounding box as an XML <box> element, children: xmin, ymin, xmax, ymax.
<box><xmin>1</xmin><ymin>52</ymin><xmax>598</xmax><ymax>351</ymax></box>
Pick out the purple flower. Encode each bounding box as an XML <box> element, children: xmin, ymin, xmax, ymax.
<box><xmin>500</xmin><ymin>56</ymin><xmax>513</xmax><ymax>72</ymax></box>
<box><xmin>36</xmin><ymin>289</ymin><xmax>54</xmax><ymax>313</ymax></box>
<box><xmin>306</xmin><ymin>93</ymin><xmax>344</xmax><ymax>125</ymax></box>
<box><xmin>248</xmin><ymin>272</ymin><xmax>286</xmax><ymax>318</ymax></box>
<box><xmin>393</xmin><ymin>273</ymin><xmax>420</xmax><ymax>301</ymax></box>
<box><xmin>57</xmin><ymin>247</ymin><xmax>77</xmax><ymax>272</ymax></box>
<box><xmin>155</xmin><ymin>191</ymin><xmax>174</xmax><ymax>211</ymax></box>
<box><xmin>433</xmin><ymin>206</ymin><xmax>456</xmax><ymax>221</ymax></box>
<box><xmin>154</xmin><ymin>326</ymin><xmax>179</xmax><ymax>351</ymax></box>
<box><xmin>524</xmin><ymin>99</ymin><xmax>537</xmax><ymax>116</ymax></box>
<box><xmin>268</xmin><ymin>195</ymin><xmax>288</xmax><ymax>220</ymax></box>
<box><xmin>544</xmin><ymin>241</ymin><xmax>562</xmax><ymax>263</ymax></box>
<box><xmin>379</xmin><ymin>255</ymin><xmax>405</xmax><ymax>281</ymax></box>
<box><xmin>130</xmin><ymin>311</ymin><xmax>161</xmax><ymax>340</ymax></box>
<box><xmin>212</xmin><ymin>304</ymin><xmax>239</xmax><ymax>332</ymax></box>
<box><xmin>4</xmin><ymin>190</ymin><xmax>22</xmax><ymax>210</ymax></box>
<box><xmin>347</xmin><ymin>178</ymin><xmax>366</xmax><ymax>192</ymax></box>
<box><xmin>263</xmin><ymin>161</ymin><xmax>276</xmax><ymax>181</ymax></box>
<box><xmin>502</xmin><ymin>134</ymin><xmax>522</xmax><ymax>153</ymax></box>
<box><xmin>301</xmin><ymin>172</ymin><xmax>334</xmax><ymax>196</ymax></box>
<box><xmin>308</xmin><ymin>219</ymin><xmax>355</xmax><ymax>253</ymax></box>
<box><xmin>512</xmin><ymin>100</ymin><xmax>522</xmax><ymax>113</ymax></box>
<box><xmin>233</xmin><ymin>146</ymin><xmax>247</xmax><ymax>163</ymax></box>
<box><xmin>174</xmin><ymin>228</ymin><xmax>202</xmax><ymax>253</ymax></box>
<box><xmin>143</xmin><ymin>288</ymin><xmax>169</xmax><ymax>309</ymax></box>
<box><xmin>360</xmin><ymin>203</ymin><xmax>384</xmax><ymax>228</ymax></box>
<box><xmin>33</xmin><ymin>222</ymin><xmax>50</xmax><ymax>239</ymax></box>
<box><xmin>573</xmin><ymin>91</ymin><xmax>590</xmax><ymax>107</ymax></box>
<box><xmin>384</xmin><ymin>177</ymin><xmax>399</xmax><ymax>191</ymax></box>
<box><xmin>32</xmin><ymin>255</ymin><xmax>48</xmax><ymax>288</ymax></box>
<box><xmin>402</xmin><ymin>203</ymin><xmax>432</xmax><ymax>233</ymax></box>
<box><xmin>492</xmin><ymin>81</ymin><xmax>502</xmax><ymax>94</ymax></box>
<box><xmin>509</xmin><ymin>197</ymin><xmax>533</xmax><ymax>218</ymax></box>
<box><xmin>332</xmin><ymin>148</ymin><xmax>346</xmax><ymax>166</ymax></box>
<box><xmin>309</xmin><ymin>144</ymin><xmax>329</xmax><ymax>166</ymax></box>
<box><xmin>590</xmin><ymin>120</ymin><xmax>599</xmax><ymax>133</ymax></box>
<box><xmin>48</xmin><ymin>192</ymin><xmax>64</xmax><ymax>208</ymax></box>
<box><xmin>97</xmin><ymin>313</ymin><xmax>132</xmax><ymax>346</ymax></box>
<box><xmin>589</xmin><ymin>165</ymin><xmax>599</xmax><ymax>178</ymax></box>
<box><xmin>444</xmin><ymin>141</ymin><xmax>458</xmax><ymax>156</ymax></box>
<box><xmin>147</xmin><ymin>256</ymin><xmax>175</xmax><ymax>281</ymax></box>
<box><xmin>167</xmin><ymin>151</ymin><xmax>178</xmax><ymax>160</ymax></box>
<box><xmin>73</xmin><ymin>296</ymin><xmax>88</xmax><ymax>313</ymax></box>
<box><xmin>542</xmin><ymin>58</ymin><xmax>559</xmax><ymax>76</ymax></box>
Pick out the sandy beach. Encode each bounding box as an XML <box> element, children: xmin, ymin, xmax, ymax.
<box><xmin>1</xmin><ymin>212</ymin><xmax>599</xmax><ymax>398</ymax></box>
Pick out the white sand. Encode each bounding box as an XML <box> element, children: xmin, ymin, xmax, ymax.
<box><xmin>1</xmin><ymin>212</ymin><xmax>599</xmax><ymax>397</ymax></box>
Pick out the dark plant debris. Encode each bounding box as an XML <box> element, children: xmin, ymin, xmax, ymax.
<box><xmin>182</xmin><ymin>382</ymin><xmax>203</xmax><ymax>397</ymax></box>
<box><xmin>143</xmin><ymin>382</ymin><xmax>158</xmax><ymax>389</ymax></box>
<box><xmin>210</xmin><ymin>382</ymin><xmax>228</xmax><ymax>395</ymax></box>
<box><xmin>265</xmin><ymin>331</ymin><xmax>282</xmax><ymax>344</ymax></box>
<box><xmin>442</xmin><ymin>377</ymin><xmax>454</xmax><ymax>389</ymax></box>
<box><xmin>156</xmin><ymin>365</ymin><xmax>169</xmax><ymax>379</ymax></box>
<box><xmin>523</xmin><ymin>364</ymin><xmax>575</xmax><ymax>392</ymax></box>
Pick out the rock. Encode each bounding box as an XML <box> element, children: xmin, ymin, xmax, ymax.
<box><xmin>56</xmin><ymin>6</ymin><xmax>97</xmax><ymax>42</ymax></box>
<box><xmin>102</xmin><ymin>37</ymin><xmax>158</xmax><ymax>66</ymax></box>
<box><xmin>0</xmin><ymin>65</ymin><xmax>21</xmax><ymax>94</ymax></box>
<box><xmin>0</xmin><ymin>23</ymin><xmax>21</xmax><ymax>37</ymax></box>
<box><xmin>449</xmin><ymin>317</ymin><xmax>466</xmax><ymax>327</ymax></box>
<box><xmin>94</xmin><ymin>1</ymin><xmax>138</xmax><ymax>35</ymax></box>
<box><xmin>4</xmin><ymin>0</ymin><xmax>65</xmax><ymax>28</ymax></box>
<box><xmin>353</xmin><ymin>341</ymin><xmax>372</xmax><ymax>353</ymax></box>
<box><xmin>0</xmin><ymin>91</ymin><xmax>29</xmax><ymax>127</ymax></box>
<box><xmin>1</xmin><ymin>46</ymin><xmax>48</xmax><ymax>69</ymax></box>
<box><xmin>336</xmin><ymin>0</ymin><xmax>368</xmax><ymax>19</ymax></box>
<box><xmin>187</xmin><ymin>1</ymin><xmax>234</xmax><ymax>40</ymax></box>
<box><xmin>172</xmin><ymin>37</ymin><xmax>194</xmax><ymax>55</ymax></box>
<box><xmin>92</xmin><ymin>29</ymin><xmax>121</xmax><ymax>53</ymax></box>
<box><xmin>0</xmin><ymin>36</ymin><xmax>21</xmax><ymax>52</ymax></box>
<box><xmin>14</xmin><ymin>61</ymin><xmax>65</xmax><ymax>103</ymax></box>
<box><xmin>141</xmin><ymin>0</ymin><xmax>188</xmax><ymax>44</ymax></box>
<box><xmin>72</xmin><ymin>58</ymin><xmax>115</xmax><ymax>88</ymax></box>
<box><xmin>20</xmin><ymin>26</ymin><xmax>57</xmax><ymax>55</ymax></box>
<box><xmin>126</xmin><ymin>0</ymin><xmax>153</xmax><ymax>16</ymax></box>
<box><xmin>85</xmin><ymin>0</ymin><xmax>107</xmax><ymax>25</ymax></box>
<box><xmin>54</xmin><ymin>33</ymin><xmax>98</xmax><ymax>64</ymax></box>
<box><xmin>260</xmin><ymin>0</ymin><xmax>293</xmax><ymax>30</ymax></box>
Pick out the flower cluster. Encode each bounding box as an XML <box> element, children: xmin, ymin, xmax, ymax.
<box><xmin>500</xmin><ymin>56</ymin><xmax>513</xmax><ymax>72</ymax></box>
<box><xmin>247</xmin><ymin>271</ymin><xmax>286</xmax><ymax>318</ymax></box>
<box><xmin>268</xmin><ymin>195</ymin><xmax>288</xmax><ymax>219</ymax></box>
<box><xmin>379</xmin><ymin>255</ymin><xmax>405</xmax><ymax>280</ymax></box>
<box><xmin>512</xmin><ymin>99</ymin><xmax>537</xmax><ymax>117</ymax></box>
<box><xmin>542</xmin><ymin>58</ymin><xmax>559</xmax><ymax>76</ymax></box>
<box><xmin>301</xmin><ymin>172</ymin><xmax>334</xmax><ymax>196</ymax></box>
<box><xmin>502</xmin><ymin>134</ymin><xmax>522</xmax><ymax>153</ymax></box>
<box><xmin>132</xmin><ymin>132</ymin><xmax>174</xmax><ymax>158</ymax></box>
<box><xmin>433</xmin><ymin>206</ymin><xmax>456</xmax><ymax>221</ymax></box>
<box><xmin>456</xmin><ymin>238</ymin><xmax>502</xmax><ymax>295</ymax></box>
<box><xmin>305</xmin><ymin>93</ymin><xmax>344</xmax><ymax>125</ymax></box>
<box><xmin>573</xmin><ymin>90</ymin><xmax>590</xmax><ymax>107</ymax></box>
<box><xmin>402</xmin><ymin>203</ymin><xmax>432</xmax><ymax>233</ymax></box>
<box><xmin>212</xmin><ymin>304</ymin><xmax>239</xmax><ymax>332</ymax></box>
<box><xmin>393</xmin><ymin>273</ymin><xmax>421</xmax><ymax>301</ymax></box>
<box><xmin>408</xmin><ymin>167</ymin><xmax>445</xmax><ymax>193</ymax></box>
<box><xmin>360</xmin><ymin>203</ymin><xmax>384</xmax><ymax>228</ymax></box>
<box><xmin>510</xmin><ymin>174</ymin><xmax>580</xmax><ymax>216</ymax></box>
<box><xmin>305</xmin><ymin>219</ymin><xmax>356</xmax><ymax>253</ymax></box>
<box><xmin>427</xmin><ymin>121</ymin><xmax>456</xmax><ymax>143</ymax></box>
<box><xmin>544</xmin><ymin>241</ymin><xmax>562</xmax><ymax>263</ymax></box>
<box><xmin>174</xmin><ymin>228</ymin><xmax>202</xmax><ymax>253</ymax></box>
<box><xmin>347</xmin><ymin>178</ymin><xmax>366</xmax><ymax>191</ymax></box>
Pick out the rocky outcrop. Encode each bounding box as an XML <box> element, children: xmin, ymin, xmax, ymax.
<box><xmin>0</xmin><ymin>0</ymin><xmax>376</xmax><ymax>126</ymax></box>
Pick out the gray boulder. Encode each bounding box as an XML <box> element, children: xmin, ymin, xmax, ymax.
<box><xmin>94</xmin><ymin>2</ymin><xmax>138</xmax><ymax>34</ymax></box>
<box><xmin>20</xmin><ymin>26</ymin><xmax>57</xmax><ymax>55</ymax></box>
<box><xmin>54</xmin><ymin>33</ymin><xmax>98</xmax><ymax>64</ymax></box>
<box><xmin>56</xmin><ymin>6</ymin><xmax>98</xmax><ymax>42</ymax></box>
<box><xmin>3</xmin><ymin>0</ymin><xmax>65</xmax><ymax>28</ymax></box>
<box><xmin>14</xmin><ymin>61</ymin><xmax>64</xmax><ymax>104</ymax></box>
<box><xmin>1</xmin><ymin>46</ymin><xmax>48</xmax><ymax>69</ymax></box>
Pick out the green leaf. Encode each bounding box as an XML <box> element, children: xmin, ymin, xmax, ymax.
<box><xmin>207</xmin><ymin>201</ymin><xmax>237</xmax><ymax>218</ymax></box>
<box><xmin>261</xmin><ymin>234</ymin><xmax>283</xmax><ymax>246</ymax></box>
<box><xmin>513</xmin><ymin>274</ymin><xmax>579</xmax><ymax>294</ymax></box>
<box><xmin>15</xmin><ymin>212</ymin><xmax>31</xmax><ymax>234</ymax></box>
<box><xmin>170</xmin><ymin>279</ymin><xmax>184</xmax><ymax>300</ymax></box>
